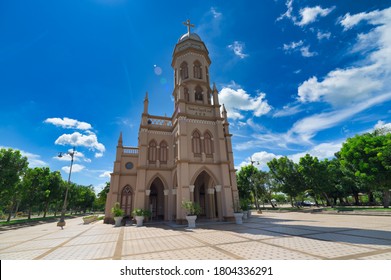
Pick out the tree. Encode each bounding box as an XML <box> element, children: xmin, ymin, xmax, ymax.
<box><xmin>0</xmin><ymin>148</ymin><xmax>28</xmax><ymax>222</ymax></box>
<box><xmin>298</xmin><ymin>154</ymin><xmax>334</xmax><ymax>206</ymax></box>
<box><xmin>42</xmin><ymin>171</ymin><xmax>63</xmax><ymax>217</ymax></box>
<box><xmin>237</xmin><ymin>165</ymin><xmax>267</xmax><ymax>209</ymax></box>
<box><xmin>339</xmin><ymin>132</ymin><xmax>391</xmax><ymax>208</ymax></box>
<box><xmin>22</xmin><ymin>167</ymin><xmax>51</xmax><ymax>219</ymax></box>
<box><xmin>94</xmin><ymin>182</ymin><xmax>110</xmax><ymax>211</ymax></box>
<box><xmin>267</xmin><ymin>157</ymin><xmax>304</xmax><ymax>206</ymax></box>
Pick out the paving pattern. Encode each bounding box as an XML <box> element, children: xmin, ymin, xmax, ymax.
<box><xmin>0</xmin><ymin>212</ymin><xmax>390</xmax><ymax>260</ymax></box>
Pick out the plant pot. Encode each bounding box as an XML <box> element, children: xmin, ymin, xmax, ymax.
<box><xmin>114</xmin><ymin>216</ymin><xmax>122</xmax><ymax>227</ymax></box>
<box><xmin>233</xmin><ymin>212</ymin><xmax>243</xmax><ymax>224</ymax></box>
<box><xmin>135</xmin><ymin>216</ymin><xmax>144</xmax><ymax>227</ymax></box>
<box><xmin>185</xmin><ymin>215</ymin><xmax>197</xmax><ymax>228</ymax></box>
<box><xmin>242</xmin><ymin>211</ymin><xmax>248</xmax><ymax>219</ymax></box>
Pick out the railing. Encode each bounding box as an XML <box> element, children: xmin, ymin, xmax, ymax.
<box><xmin>148</xmin><ymin>116</ymin><xmax>173</xmax><ymax>127</ymax></box>
<box><xmin>123</xmin><ymin>147</ymin><xmax>138</xmax><ymax>155</ymax></box>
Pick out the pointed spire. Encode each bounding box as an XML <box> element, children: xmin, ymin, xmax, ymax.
<box><xmin>222</xmin><ymin>104</ymin><xmax>228</xmax><ymax>120</ymax></box>
<box><xmin>143</xmin><ymin>92</ymin><xmax>149</xmax><ymax>114</ymax></box>
<box><xmin>117</xmin><ymin>132</ymin><xmax>123</xmax><ymax>146</ymax></box>
<box><xmin>212</xmin><ymin>82</ymin><xmax>219</xmax><ymax>105</ymax></box>
<box><xmin>222</xmin><ymin>104</ymin><xmax>227</xmax><ymax>112</ymax></box>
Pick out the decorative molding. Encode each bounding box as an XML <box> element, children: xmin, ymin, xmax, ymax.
<box><xmin>145</xmin><ymin>190</ymin><xmax>151</xmax><ymax>196</ymax></box>
<box><xmin>164</xmin><ymin>190</ymin><xmax>169</xmax><ymax>196</ymax></box>
<box><xmin>207</xmin><ymin>188</ymin><xmax>215</xmax><ymax>194</ymax></box>
<box><xmin>189</xmin><ymin>185</ymin><xmax>195</xmax><ymax>192</ymax></box>
<box><xmin>215</xmin><ymin>185</ymin><xmax>222</xmax><ymax>192</ymax></box>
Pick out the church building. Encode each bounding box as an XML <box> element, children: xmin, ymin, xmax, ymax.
<box><xmin>104</xmin><ymin>21</ymin><xmax>239</xmax><ymax>224</ymax></box>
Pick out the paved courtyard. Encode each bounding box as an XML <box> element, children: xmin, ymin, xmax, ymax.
<box><xmin>0</xmin><ymin>212</ymin><xmax>390</xmax><ymax>260</ymax></box>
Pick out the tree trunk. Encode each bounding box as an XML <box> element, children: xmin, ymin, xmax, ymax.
<box><xmin>383</xmin><ymin>189</ymin><xmax>390</xmax><ymax>208</ymax></box>
<box><xmin>353</xmin><ymin>192</ymin><xmax>359</xmax><ymax>206</ymax></box>
<box><xmin>368</xmin><ymin>191</ymin><xmax>375</xmax><ymax>206</ymax></box>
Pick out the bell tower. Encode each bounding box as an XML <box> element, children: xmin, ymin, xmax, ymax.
<box><xmin>172</xmin><ymin>20</ymin><xmax>214</xmax><ymax>115</ymax></box>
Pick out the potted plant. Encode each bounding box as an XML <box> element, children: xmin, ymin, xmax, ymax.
<box><xmin>240</xmin><ymin>199</ymin><xmax>250</xmax><ymax>219</ymax></box>
<box><xmin>132</xmin><ymin>208</ymin><xmax>151</xmax><ymax>227</ymax></box>
<box><xmin>181</xmin><ymin>201</ymin><xmax>201</xmax><ymax>228</ymax></box>
<box><xmin>233</xmin><ymin>198</ymin><xmax>243</xmax><ymax>224</ymax></box>
<box><xmin>111</xmin><ymin>202</ymin><xmax>124</xmax><ymax>227</ymax></box>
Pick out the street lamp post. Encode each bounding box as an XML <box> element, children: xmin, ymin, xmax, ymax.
<box><xmin>250</xmin><ymin>158</ymin><xmax>260</xmax><ymax>211</ymax></box>
<box><xmin>57</xmin><ymin>147</ymin><xmax>76</xmax><ymax>229</ymax></box>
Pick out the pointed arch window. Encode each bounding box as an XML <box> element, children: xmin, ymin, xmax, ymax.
<box><xmin>180</xmin><ymin>61</ymin><xmax>188</xmax><ymax>80</ymax></box>
<box><xmin>192</xmin><ymin>130</ymin><xmax>202</xmax><ymax>156</ymax></box>
<box><xmin>184</xmin><ymin>87</ymin><xmax>190</xmax><ymax>102</ymax></box>
<box><xmin>193</xmin><ymin>60</ymin><xmax>202</xmax><ymax>79</ymax></box>
<box><xmin>148</xmin><ymin>140</ymin><xmax>157</xmax><ymax>163</ymax></box>
<box><xmin>195</xmin><ymin>85</ymin><xmax>203</xmax><ymax>101</ymax></box>
<box><xmin>159</xmin><ymin>141</ymin><xmax>168</xmax><ymax>164</ymax></box>
<box><xmin>204</xmin><ymin>132</ymin><xmax>213</xmax><ymax>157</ymax></box>
<box><xmin>121</xmin><ymin>185</ymin><xmax>133</xmax><ymax>216</ymax></box>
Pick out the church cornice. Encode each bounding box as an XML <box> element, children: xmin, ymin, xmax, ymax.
<box><xmin>172</xmin><ymin>48</ymin><xmax>211</xmax><ymax>66</ymax></box>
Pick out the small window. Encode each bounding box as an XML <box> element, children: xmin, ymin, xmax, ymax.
<box><xmin>192</xmin><ymin>130</ymin><xmax>202</xmax><ymax>156</ymax></box>
<box><xmin>159</xmin><ymin>141</ymin><xmax>168</xmax><ymax>164</ymax></box>
<box><xmin>193</xmin><ymin>60</ymin><xmax>202</xmax><ymax>79</ymax></box>
<box><xmin>148</xmin><ymin>140</ymin><xmax>157</xmax><ymax>163</ymax></box>
<box><xmin>195</xmin><ymin>85</ymin><xmax>203</xmax><ymax>101</ymax></box>
<box><xmin>180</xmin><ymin>61</ymin><xmax>188</xmax><ymax>80</ymax></box>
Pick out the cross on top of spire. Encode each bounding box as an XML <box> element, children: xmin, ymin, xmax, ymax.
<box><xmin>183</xmin><ymin>19</ymin><xmax>195</xmax><ymax>35</ymax></box>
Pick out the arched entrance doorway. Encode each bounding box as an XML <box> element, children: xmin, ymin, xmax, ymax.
<box><xmin>194</xmin><ymin>171</ymin><xmax>218</xmax><ymax>219</ymax></box>
<box><xmin>149</xmin><ymin>177</ymin><xmax>165</xmax><ymax>220</ymax></box>
<box><xmin>120</xmin><ymin>185</ymin><xmax>133</xmax><ymax>216</ymax></box>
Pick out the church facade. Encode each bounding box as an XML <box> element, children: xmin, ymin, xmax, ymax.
<box><xmin>104</xmin><ymin>21</ymin><xmax>239</xmax><ymax>223</ymax></box>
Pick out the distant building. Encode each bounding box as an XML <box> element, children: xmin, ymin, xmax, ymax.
<box><xmin>105</xmin><ymin>21</ymin><xmax>239</xmax><ymax>223</ymax></box>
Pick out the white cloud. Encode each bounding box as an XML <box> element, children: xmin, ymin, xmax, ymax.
<box><xmin>277</xmin><ymin>1</ymin><xmax>334</xmax><ymax>26</ymax></box>
<box><xmin>219</xmin><ymin>86</ymin><xmax>271</xmax><ymax>120</ymax></box>
<box><xmin>53</xmin><ymin>150</ymin><xmax>91</xmax><ymax>163</ymax></box>
<box><xmin>300</xmin><ymin>46</ymin><xmax>317</xmax><ymax>57</ymax></box>
<box><xmin>296</xmin><ymin>6</ymin><xmax>335</xmax><ymax>26</ymax></box>
<box><xmin>288</xmin><ymin>141</ymin><xmax>343</xmax><ymax>163</ymax></box>
<box><xmin>228</xmin><ymin>41</ymin><xmax>249</xmax><ymax>59</ymax></box>
<box><xmin>317</xmin><ymin>31</ymin><xmax>331</xmax><ymax>40</ymax></box>
<box><xmin>210</xmin><ymin>7</ymin><xmax>222</xmax><ymax>18</ymax></box>
<box><xmin>374</xmin><ymin>120</ymin><xmax>391</xmax><ymax>133</ymax></box>
<box><xmin>289</xmin><ymin>92</ymin><xmax>391</xmax><ymax>143</ymax></box>
<box><xmin>99</xmin><ymin>171</ymin><xmax>111</xmax><ymax>178</ymax></box>
<box><xmin>273</xmin><ymin>104</ymin><xmax>303</xmax><ymax>118</ymax></box>
<box><xmin>299</xmin><ymin>8</ymin><xmax>391</xmax><ymax>107</ymax></box>
<box><xmin>277</xmin><ymin>0</ymin><xmax>295</xmax><ymax>22</ymax></box>
<box><xmin>21</xmin><ymin>151</ymin><xmax>47</xmax><ymax>167</ymax></box>
<box><xmin>340</xmin><ymin>9</ymin><xmax>383</xmax><ymax>31</ymax></box>
<box><xmin>283</xmin><ymin>40</ymin><xmax>317</xmax><ymax>57</ymax></box>
<box><xmin>62</xmin><ymin>163</ymin><xmax>85</xmax><ymax>174</ymax></box>
<box><xmin>283</xmin><ymin>40</ymin><xmax>303</xmax><ymax>51</ymax></box>
<box><xmin>298</xmin><ymin>65</ymin><xmax>384</xmax><ymax>106</ymax></box>
<box><xmin>44</xmin><ymin>117</ymin><xmax>92</xmax><ymax>130</ymax></box>
<box><xmin>55</xmin><ymin>132</ymin><xmax>105</xmax><ymax>158</ymax></box>
<box><xmin>237</xmin><ymin>151</ymin><xmax>283</xmax><ymax>170</ymax></box>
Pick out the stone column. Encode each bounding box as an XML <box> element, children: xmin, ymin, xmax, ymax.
<box><xmin>189</xmin><ymin>185</ymin><xmax>195</xmax><ymax>201</ymax></box>
<box><xmin>215</xmin><ymin>185</ymin><xmax>223</xmax><ymax>221</ymax></box>
<box><xmin>145</xmin><ymin>190</ymin><xmax>150</xmax><ymax>211</ymax></box>
<box><xmin>208</xmin><ymin>188</ymin><xmax>216</xmax><ymax>219</ymax></box>
<box><xmin>172</xmin><ymin>189</ymin><xmax>177</xmax><ymax>221</ymax></box>
<box><xmin>164</xmin><ymin>189</ymin><xmax>169</xmax><ymax>221</ymax></box>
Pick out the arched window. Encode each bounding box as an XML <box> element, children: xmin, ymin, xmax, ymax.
<box><xmin>204</xmin><ymin>132</ymin><xmax>213</xmax><ymax>156</ymax></box>
<box><xmin>148</xmin><ymin>140</ymin><xmax>157</xmax><ymax>163</ymax></box>
<box><xmin>184</xmin><ymin>87</ymin><xmax>189</xmax><ymax>102</ymax></box>
<box><xmin>192</xmin><ymin>130</ymin><xmax>202</xmax><ymax>156</ymax></box>
<box><xmin>193</xmin><ymin>60</ymin><xmax>202</xmax><ymax>79</ymax></box>
<box><xmin>195</xmin><ymin>85</ymin><xmax>203</xmax><ymax>101</ymax></box>
<box><xmin>180</xmin><ymin>61</ymin><xmax>188</xmax><ymax>80</ymax></box>
<box><xmin>121</xmin><ymin>185</ymin><xmax>133</xmax><ymax>216</ymax></box>
<box><xmin>159</xmin><ymin>141</ymin><xmax>168</xmax><ymax>164</ymax></box>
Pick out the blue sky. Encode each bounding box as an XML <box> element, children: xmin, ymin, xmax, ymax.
<box><xmin>1</xmin><ymin>0</ymin><xmax>391</xmax><ymax>193</ymax></box>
